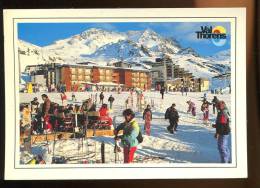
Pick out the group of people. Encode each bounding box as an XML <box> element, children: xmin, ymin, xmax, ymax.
<box><xmin>185</xmin><ymin>96</ymin><xmax>231</xmax><ymax>163</ymax></box>
<box><xmin>20</xmin><ymin>90</ymin><xmax>231</xmax><ymax>164</ymax></box>
<box><xmin>20</xmin><ymin>93</ymin><xmax>116</xmax><ymax>136</ymax></box>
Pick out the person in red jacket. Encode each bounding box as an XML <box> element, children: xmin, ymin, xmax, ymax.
<box><xmin>60</xmin><ymin>92</ymin><xmax>67</xmax><ymax>106</ymax></box>
<box><xmin>143</xmin><ymin>105</ymin><xmax>152</xmax><ymax>136</ymax></box>
<box><xmin>99</xmin><ymin>104</ymin><xmax>112</xmax><ymax>126</ymax></box>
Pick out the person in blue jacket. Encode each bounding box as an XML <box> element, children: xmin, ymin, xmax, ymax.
<box><xmin>114</xmin><ymin>109</ymin><xmax>140</xmax><ymax>163</ymax></box>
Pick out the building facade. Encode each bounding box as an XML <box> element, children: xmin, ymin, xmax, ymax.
<box><xmin>151</xmin><ymin>57</ymin><xmax>209</xmax><ymax>92</ymax></box>
<box><xmin>52</xmin><ymin>64</ymin><xmax>151</xmax><ymax>91</ymax></box>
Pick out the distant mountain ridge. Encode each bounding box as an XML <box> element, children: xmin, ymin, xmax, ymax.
<box><xmin>18</xmin><ymin>28</ymin><xmax>231</xmax><ymax>78</ymax></box>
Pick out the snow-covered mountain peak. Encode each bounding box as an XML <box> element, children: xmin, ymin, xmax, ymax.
<box><xmin>178</xmin><ymin>47</ymin><xmax>200</xmax><ymax>57</ymax></box>
<box><xmin>80</xmin><ymin>28</ymin><xmax>124</xmax><ymax>40</ymax></box>
<box><xmin>208</xmin><ymin>49</ymin><xmax>230</xmax><ymax>62</ymax></box>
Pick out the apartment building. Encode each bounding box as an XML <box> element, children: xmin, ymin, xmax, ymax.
<box><xmin>53</xmin><ymin>63</ymin><xmax>151</xmax><ymax>91</ymax></box>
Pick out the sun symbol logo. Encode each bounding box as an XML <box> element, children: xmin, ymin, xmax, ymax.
<box><xmin>211</xmin><ymin>26</ymin><xmax>227</xmax><ymax>47</ymax></box>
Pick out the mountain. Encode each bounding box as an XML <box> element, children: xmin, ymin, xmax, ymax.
<box><xmin>178</xmin><ymin>47</ymin><xmax>200</xmax><ymax>57</ymax></box>
<box><xmin>18</xmin><ymin>28</ymin><xmax>230</xmax><ymax>79</ymax></box>
<box><xmin>207</xmin><ymin>49</ymin><xmax>230</xmax><ymax>62</ymax></box>
<box><xmin>84</xmin><ymin>39</ymin><xmax>152</xmax><ymax>64</ymax></box>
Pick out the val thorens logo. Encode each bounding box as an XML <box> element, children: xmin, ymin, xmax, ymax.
<box><xmin>196</xmin><ymin>26</ymin><xmax>227</xmax><ymax>46</ymax></box>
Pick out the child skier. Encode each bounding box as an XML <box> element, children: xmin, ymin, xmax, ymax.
<box><xmin>143</xmin><ymin>105</ymin><xmax>152</xmax><ymax>136</ymax></box>
<box><xmin>201</xmin><ymin>99</ymin><xmax>211</xmax><ymax>124</ymax></box>
<box><xmin>187</xmin><ymin>100</ymin><xmax>196</xmax><ymax>116</ymax></box>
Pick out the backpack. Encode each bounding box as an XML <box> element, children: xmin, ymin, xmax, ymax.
<box><xmin>136</xmin><ymin>130</ymin><xmax>143</xmax><ymax>143</ymax></box>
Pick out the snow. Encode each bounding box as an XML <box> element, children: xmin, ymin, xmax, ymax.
<box><xmin>18</xmin><ymin>28</ymin><xmax>230</xmax><ymax>84</ymax></box>
<box><xmin>20</xmin><ymin>91</ymin><xmax>231</xmax><ymax>164</ymax></box>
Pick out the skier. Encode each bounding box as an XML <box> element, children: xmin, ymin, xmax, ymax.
<box><xmin>212</xmin><ymin>100</ymin><xmax>231</xmax><ymax>163</ymax></box>
<box><xmin>211</xmin><ymin>96</ymin><xmax>219</xmax><ymax>114</ymax></box>
<box><xmin>114</xmin><ymin>109</ymin><xmax>140</xmax><ymax>163</ymax></box>
<box><xmin>186</xmin><ymin>100</ymin><xmax>196</xmax><ymax>116</ymax></box>
<box><xmin>143</xmin><ymin>105</ymin><xmax>152</xmax><ymax>136</ymax></box>
<box><xmin>160</xmin><ymin>87</ymin><xmax>165</xmax><ymax>99</ymax></box>
<box><xmin>203</xmin><ymin>92</ymin><xmax>207</xmax><ymax>101</ymax></box>
<box><xmin>99</xmin><ymin>92</ymin><xmax>104</xmax><ymax>104</ymax></box>
<box><xmin>71</xmin><ymin>93</ymin><xmax>76</xmax><ymax>102</ymax></box>
<box><xmin>108</xmin><ymin>95</ymin><xmax>115</xmax><ymax>109</ymax></box>
<box><xmin>125</xmin><ymin>97</ymin><xmax>129</xmax><ymax>109</ymax></box>
<box><xmin>165</xmin><ymin>103</ymin><xmax>179</xmax><ymax>134</ymax></box>
<box><xmin>201</xmin><ymin>98</ymin><xmax>211</xmax><ymax>124</ymax></box>
<box><xmin>60</xmin><ymin>91</ymin><xmax>67</xmax><ymax>106</ymax></box>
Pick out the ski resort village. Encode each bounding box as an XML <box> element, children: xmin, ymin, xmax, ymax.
<box><xmin>18</xmin><ymin>26</ymin><xmax>232</xmax><ymax>165</ymax></box>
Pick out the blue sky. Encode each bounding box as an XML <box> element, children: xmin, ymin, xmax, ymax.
<box><xmin>18</xmin><ymin>22</ymin><xmax>230</xmax><ymax>56</ymax></box>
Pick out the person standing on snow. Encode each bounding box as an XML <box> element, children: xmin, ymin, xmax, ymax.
<box><xmin>41</xmin><ymin>94</ymin><xmax>53</xmax><ymax>133</ymax></box>
<box><xmin>99</xmin><ymin>92</ymin><xmax>104</xmax><ymax>104</ymax></box>
<box><xmin>108</xmin><ymin>95</ymin><xmax>115</xmax><ymax>109</ymax></box>
<box><xmin>114</xmin><ymin>109</ymin><xmax>140</xmax><ymax>163</ymax></box>
<box><xmin>143</xmin><ymin>105</ymin><xmax>152</xmax><ymax>136</ymax></box>
<box><xmin>60</xmin><ymin>91</ymin><xmax>67</xmax><ymax>106</ymax></box>
<box><xmin>160</xmin><ymin>87</ymin><xmax>165</xmax><ymax>99</ymax></box>
<box><xmin>186</xmin><ymin>100</ymin><xmax>196</xmax><ymax>116</ymax></box>
<box><xmin>201</xmin><ymin>98</ymin><xmax>211</xmax><ymax>123</ymax></box>
<box><xmin>211</xmin><ymin>96</ymin><xmax>219</xmax><ymax>114</ymax></box>
<box><xmin>165</xmin><ymin>103</ymin><xmax>179</xmax><ymax>134</ymax></box>
<box><xmin>213</xmin><ymin>100</ymin><xmax>231</xmax><ymax>163</ymax></box>
<box><xmin>31</xmin><ymin>97</ymin><xmax>39</xmax><ymax>118</ymax></box>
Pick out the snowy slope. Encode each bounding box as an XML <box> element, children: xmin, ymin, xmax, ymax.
<box><xmin>20</xmin><ymin>91</ymin><xmax>231</xmax><ymax>164</ymax></box>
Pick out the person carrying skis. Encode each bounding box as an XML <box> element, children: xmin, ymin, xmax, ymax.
<box><xmin>143</xmin><ymin>105</ymin><xmax>152</xmax><ymax>136</ymax></box>
<box><xmin>213</xmin><ymin>100</ymin><xmax>231</xmax><ymax>163</ymax></box>
<box><xmin>165</xmin><ymin>103</ymin><xmax>179</xmax><ymax>134</ymax></box>
<box><xmin>186</xmin><ymin>100</ymin><xmax>196</xmax><ymax>116</ymax></box>
<box><xmin>114</xmin><ymin>109</ymin><xmax>140</xmax><ymax>163</ymax></box>
<box><xmin>108</xmin><ymin>95</ymin><xmax>115</xmax><ymax>109</ymax></box>
<box><xmin>160</xmin><ymin>87</ymin><xmax>165</xmax><ymax>99</ymax></box>
<box><xmin>211</xmin><ymin>96</ymin><xmax>219</xmax><ymax>114</ymax></box>
<box><xmin>201</xmin><ymin>98</ymin><xmax>211</xmax><ymax>123</ymax></box>
<box><xmin>99</xmin><ymin>92</ymin><xmax>104</xmax><ymax>104</ymax></box>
